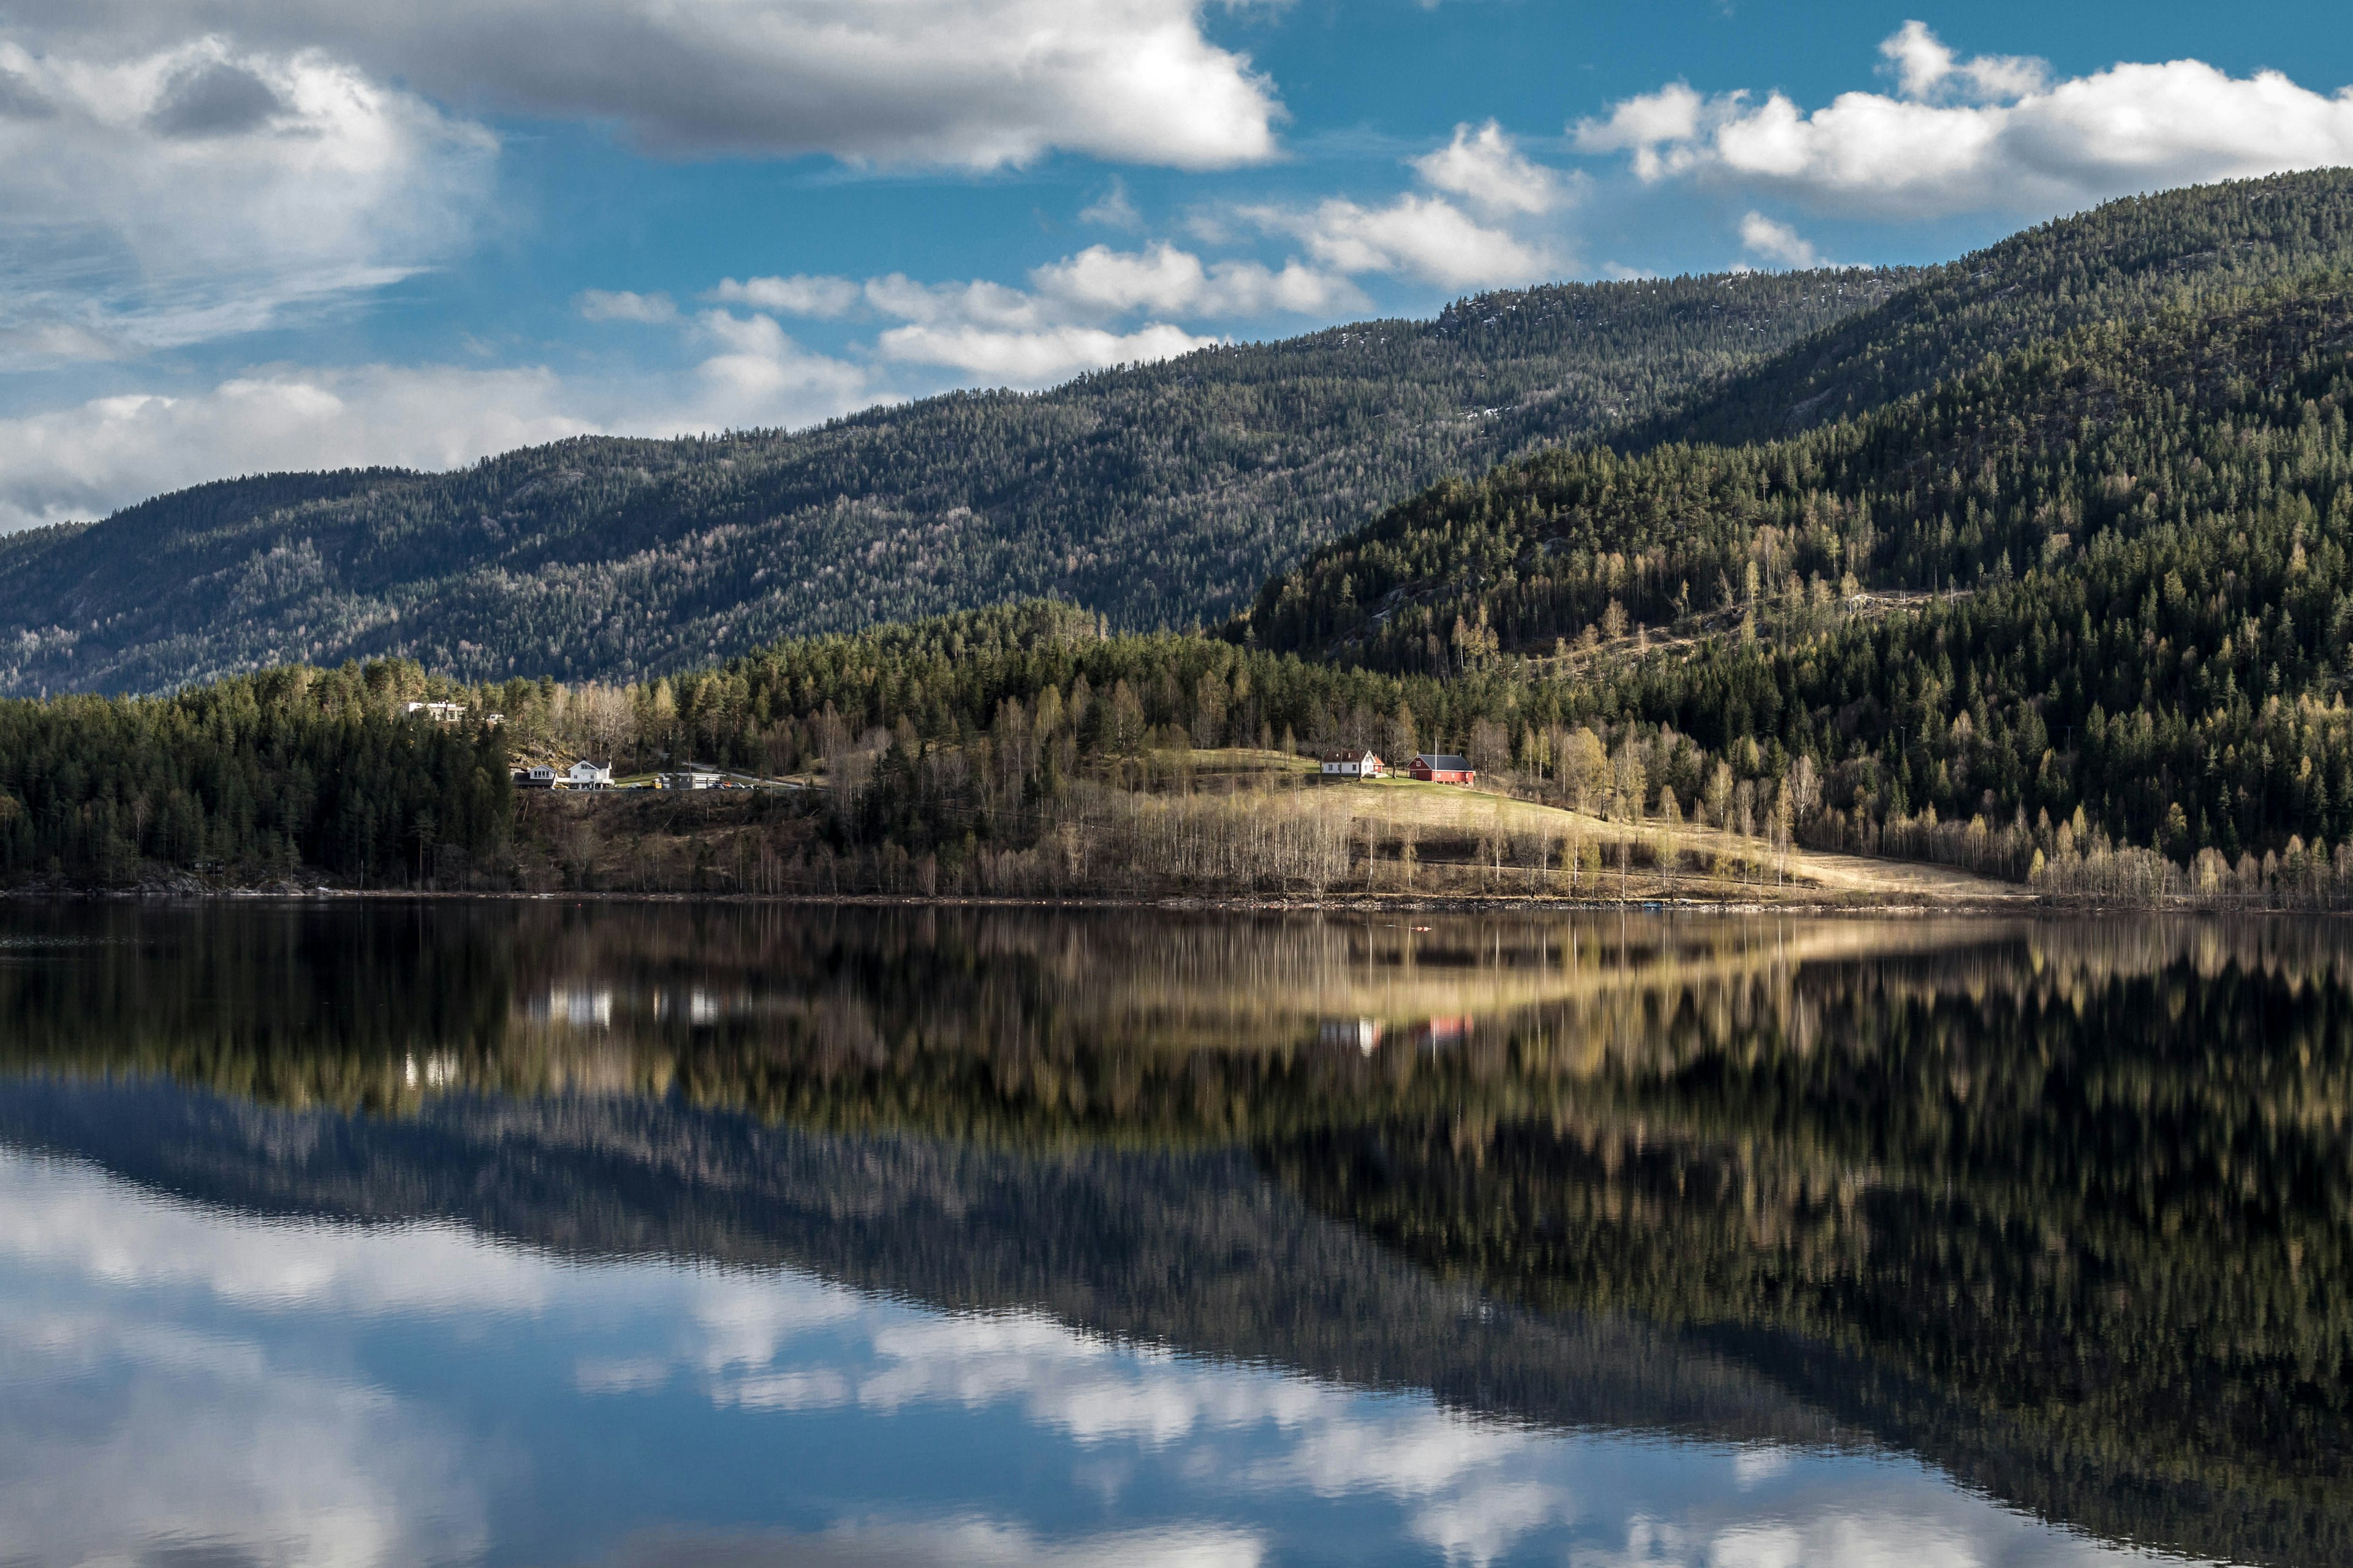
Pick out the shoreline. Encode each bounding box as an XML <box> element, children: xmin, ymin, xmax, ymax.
<box><xmin>0</xmin><ymin>884</ymin><xmax>2286</xmax><ymax>915</ymax></box>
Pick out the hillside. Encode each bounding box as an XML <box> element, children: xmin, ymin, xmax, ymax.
<box><xmin>0</xmin><ymin>270</ymin><xmax>1901</xmax><ymax>697</ymax></box>
<box><xmin>1250</xmin><ymin>263</ymin><xmax>2353</xmax><ymax>865</ymax></box>
<box><xmin>1641</xmin><ymin>168</ymin><xmax>2353</xmax><ymax>447</ymax></box>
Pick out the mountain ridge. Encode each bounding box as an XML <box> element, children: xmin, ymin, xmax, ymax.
<box><xmin>0</xmin><ymin>270</ymin><xmax>1902</xmax><ymax>695</ymax></box>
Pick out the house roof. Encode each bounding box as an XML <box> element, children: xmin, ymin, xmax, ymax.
<box><xmin>1414</xmin><ymin>754</ymin><xmax>1474</xmax><ymax>771</ymax></box>
<box><xmin>1319</xmin><ymin>749</ymin><xmax>1380</xmax><ymax>762</ymax></box>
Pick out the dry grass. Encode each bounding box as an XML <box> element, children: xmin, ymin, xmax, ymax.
<box><xmin>1238</xmin><ymin>763</ymin><xmax>2025</xmax><ymax>904</ymax></box>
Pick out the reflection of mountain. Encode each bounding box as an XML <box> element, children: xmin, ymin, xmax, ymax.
<box><xmin>1273</xmin><ymin>940</ymin><xmax>2353</xmax><ymax>1568</ymax></box>
<box><xmin>3</xmin><ymin>905</ymin><xmax>2351</xmax><ymax>1566</ymax></box>
<box><xmin>0</xmin><ymin>1074</ymin><xmax>1846</xmax><ymax>1456</ymax></box>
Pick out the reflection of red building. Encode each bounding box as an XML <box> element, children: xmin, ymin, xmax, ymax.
<box><xmin>1409</xmin><ymin>1016</ymin><xmax>1475</xmax><ymax>1051</ymax></box>
<box><xmin>1409</xmin><ymin>753</ymin><xmax>1476</xmax><ymax>785</ymax></box>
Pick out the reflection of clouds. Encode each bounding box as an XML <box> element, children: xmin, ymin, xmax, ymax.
<box><xmin>1259</xmin><ymin>1404</ymin><xmax>1529</xmax><ymax>1495</ymax></box>
<box><xmin>0</xmin><ymin>1299</ymin><xmax>485</xmax><ymax>1567</ymax></box>
<box><xmin>689</xmin><ymin>1301</ymin><xmax>1576</xmax><ymax>1563</ymax></box>
<box><xmin>593</xmin><ymin>1517</ymin><xmax>1264</xmax><ymax>1567</ymax></box>
<box><xmin>0</xmin><ymin>1150</ymin><xmax>558</xmax><ymax>1314</ymax></box>
<box><xmin>1710</xmin><ymin>1515</ymin><xmax>1988</xmax><ymax>1568</ymax></box>
<box><xmin>1571</xmin><ymin>1502</ymin><xmax>2186</xmax><ymax>1567</ymax></box>
<box><xmin>0</xmin><ymin>1148</ymin><xmax>2222</xmax><ymax>1568</ymax></box>
<box><xmin>1409</xmin><ymin>1477</ymin><xmax>1573</xmax><ymax>1565</ymax></box>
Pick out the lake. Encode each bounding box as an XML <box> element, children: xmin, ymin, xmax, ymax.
<box><xmin>0</xmin><ymin>903</ymin><xmax>2344</xmax><ymax>1567</ymax></box>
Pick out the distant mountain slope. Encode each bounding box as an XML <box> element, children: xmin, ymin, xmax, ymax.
<box><xmin>1639</xmin><ymin>169</ymin><xmax>2353</xmax><ymax>447</ymax></box>
<box><xmin>0</xmin><ymin>270</ymin><xmax>1900</xmax><ymax>695</ymax></box>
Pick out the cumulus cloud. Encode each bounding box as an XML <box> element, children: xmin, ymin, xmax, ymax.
<box><xmin>712</xmin><ymin>275</ymin><xmax>865</xmax><ymax>319</ymax></box>
<box><xmin>0</xmin><ymin>33</ymin><xmax>494</xmax><ymax>365</ymax></box>
<box><xmin>0</xmin><ymin>327</ymin><xmax>879</xmax><ymax>531</ymax></box>
<box><xmin>11</xmin><ymin>0</ymin><xmax>1284</xmax><ymax>170</ymax></box>
<box><xmin>1249</xmin><ymin>194</ymin><xmax>1555</xmax><ymax>290</ymax></box>
<box><xmin>1412</xmin><ymin>120</ymin><xmax>1564</xmax><ymax>216</ymax></box>
<box><xmin>1737</xmin><ymin>213</ymin><xmax>1824</xmax><ymax>269</ymax></box>
<box><xmin>1231</xmin><ymin>120</ymin><xmax>1565</xmax><ymax>291</ymax></box>
<box><xmin>697</xmin><ymin>241</ymin><xmax>1370</xmax><ymax>388</ymax></box>
<box><xmin>1876</xmin><ymin>20</ymin><xmax>2049</xmax><ymax>104</ymax></box>
<box><xmin>1573</xmin><ymin>22</ymin><xmax>2353</xmax><ymax>218</ymax></box>
<box><xmin>1031</xmin><ymin>243</ymin><xmax>1361</xmax><ymax>318</ymax></box>
<box><xmin>875</xmin><ymin>320</ymin><xmax>1218</xmax><ymax>382</ymax></box>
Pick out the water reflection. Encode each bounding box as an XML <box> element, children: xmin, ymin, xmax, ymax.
<box><xmin>0</xmin><ymin>904</ymin><xmax>2346</xmax><ymax>1566</ymax></box>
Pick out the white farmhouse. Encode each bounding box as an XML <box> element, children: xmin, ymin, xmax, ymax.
<box><xmin>563</xmin><ymin>760</ymin><xmax>613</xmax><ymax>789</ymax></box>
<box><xmin>1318</xmin><ymin>749</ymin><xmax>1384</xmax><ymax>779</ymax></box>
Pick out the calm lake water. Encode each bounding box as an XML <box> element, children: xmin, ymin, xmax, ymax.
<box><xmin>0</xmin><ymin>903</ymin><xmax>2346</xmax><ymax>1567</ymax></box>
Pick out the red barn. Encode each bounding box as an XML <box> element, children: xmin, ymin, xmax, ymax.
<box><xmin>1409</xmin><ymin>753</ymin><xmax>1476</xmax><ymax>785</ymax></box>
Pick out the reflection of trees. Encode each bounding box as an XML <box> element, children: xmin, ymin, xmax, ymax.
<box><xmin>1271</xmin><ymin>941</ymin><xmax>2353</xmax><ymax>1567</ymax></box>
<box><xmin>5</xmin><ymin>906</ymin><xmax>2353</xmax><ymax>1564</ymax></box>
<box><xmin>0</xmin><ymin>1072</ymin><xmax>1849</xmax><ymax>1457</ymax></box>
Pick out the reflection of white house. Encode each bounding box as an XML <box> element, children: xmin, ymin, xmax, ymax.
<box><xmin>545</xmin><ymin>987</ymin><xmax>613</xmax><ymax>1028</ymax></box>
<box><xmin>563</xmin><ymin>760</ymin><xmax>613</xmax><ymax>789</ymax></box>
<box><xmin>1319</xmin><ymin>1018</ymin><xmax>1384</xmax><ymax>1053</ymax></box>
<box><xmin>1319</xmin><ymin>750</ymin><xmax>1384</xmax><ymax>778</ymax></box>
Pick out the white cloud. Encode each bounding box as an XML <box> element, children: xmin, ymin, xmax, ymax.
<box><xmin>1230</xmin><ymin>119</ymin><xmax>1566</xmax><ymax>292</ymax></box>
<box><xmin>1080</xmin><ymin>176</ymin><xmax>1145</xmax><ymax>230</ymax></box>
<box><xmin>711</xmin><ymin>274</ymin><xmax>865</xmax><ymax>319</ymax></box>
<box><xmin>1574</xmin><ymin>23</ymin><xmax>2353</xmax><ymax>218</ymax></box>
<box><xmin>699</xmin><ymin>241</ymin><xmax>1359</xmax><ymax>389</ymax></box>
<box><xmin>1877</xmin><ymin>20</ymin><xmax>2048</xmax><ymax>105</ymax></box>
<box><xmin>863</xmin><ymin>274</ymin><xmax>1053</xmax><ymax>331</ymax></box>
<box><xmin>1412</xmin><ymin>120</ymin><xmax>1564</xmax><ymax>216</ymax></box>
<box><xmin>1030</xmin><ymin>243</ymin><xmax>1361</xmax><ymax>319</ymax></box>
<box><xmin>0</xmin><ymin>34</ymin><xmax>494</xmax><ymax>365</ymax></box>
<box><xmin>1252</xmin><ymin>194</ymin><xmax>1555</xmax><ymax>290</ymax></box>
<box><xmin>0</xmin><ymin>325</ymin><xmax>879</xmax><ymax>530</ymax></box>
<box><xmin>12</xmin><ymin>0</ymin><xmax>1284</xmax><ymax>170</ymax></box>
<box><xmin>0</xmin><ymin>367</ymin><xmax>595</xmax><ymax>531</ymax></box>
<box><xmin>876</xmin><ymin>320</ymin><xmax>1219</xmax><ymax>383</ymax></box>
<box><xmin>1737</xmin><ymin>212</ymin><xmax>1823</xmax><ymax>269</ymax></box>
<box><xmin>686</xmin><ymin>309</ymin><xmax>879</xmax><ymax>420</ymax></box>
<box><xmin>578</xmin><ymin>289</ymin><xmax>679</xmax><ymax>324</ymax></box>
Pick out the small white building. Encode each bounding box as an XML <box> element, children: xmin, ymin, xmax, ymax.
<box><xmin>403</xmin><ymin>700</ymin><xmax>469</xmax><ymax>724</ymax></box>
<box><xmin>563</xmin><ymin>760</ymin><xmax>613</xmax><ymax>789</ymax></box>
<box><xmin>658</xmin><ymin>768</ymin><xmax>722</xmax><ymax>790</ymax></box>
<box><xmin>519</xmin><ymin>765</ymin><xmax>557</xmax><ymax>789</ymax></box>
<box><xmin>1319</xmin><ymin>749</ymin><xmax>1384</xmax><ymax>779</ymax></box>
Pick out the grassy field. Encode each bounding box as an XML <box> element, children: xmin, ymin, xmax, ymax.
<box><xmin>1178</xmin><ymin>752</ymin><xmax>2025</xmax><ymax>904</ymax></box>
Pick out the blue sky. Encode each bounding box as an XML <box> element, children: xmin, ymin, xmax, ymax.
<box><xmin>1</xmin><ymin>0</ymin><xmax>2351</xmax><ymax>529</ymax></box>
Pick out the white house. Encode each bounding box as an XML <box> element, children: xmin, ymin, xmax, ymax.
<box><xmin>520</xmin><ymin>765</ymin><xmax>557</xmax><ymax>789</ymax></box>
<box><xmin>658</xmin><ymin>768</ymin><xmax>722</xmax><ymax>790</ymax></box>
<box><xmin>403</xmin><ymin>700</ymin><xmax>469</xmax><ymax>724</ymax></box>
<box><xmin>1318</xmin><ymin>749</ymin><xmax>1384</xmax><ymax>778</ymax></box>
<box><xmin>563</xmin><ymin>760</ymin><xmax>613</xmax><ymax>789</ymax></box>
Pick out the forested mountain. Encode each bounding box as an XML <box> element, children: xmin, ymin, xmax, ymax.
<box><xmin>1635</xmin><ymin>169</ymin><xmax>2353</xmax><ymax>448</ymax></box>
<box><xmin>1251</xmin><ymin>265</ymin><xmax>2353</xmax><ymax>862</ymax></box>
<box><xmin>0</xmin><ymin>269</ymin><xmax>1901</xmax><ymax>697</ymax></box>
